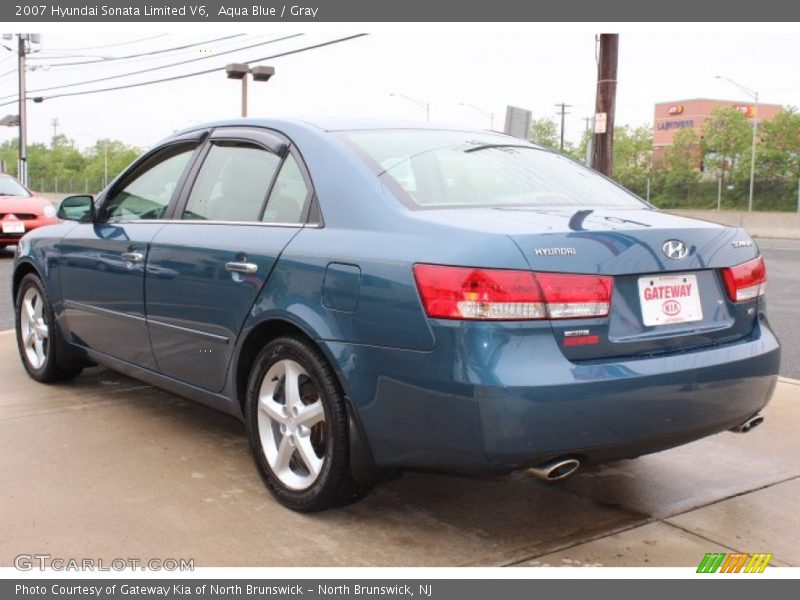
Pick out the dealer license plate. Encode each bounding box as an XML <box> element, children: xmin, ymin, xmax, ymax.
<box><xmin>2</xmin><ymin>221</ymin><xmax>25</xmax><ymax>234</ymax></box>
<box><xmin>637</xmin><ymin>273</ymin><xmax>703</xmax><ymax>326</ymax></box>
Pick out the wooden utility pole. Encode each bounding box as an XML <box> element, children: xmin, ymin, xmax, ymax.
<box><xmin>554</xmin><ymin>102</ymin><xmax>573</xmax><ymax>151</ymax></box>
<box><xmin>592</xmin><ymin>34</ymin><xmax>619</xmax><ymax>176</ymax></box>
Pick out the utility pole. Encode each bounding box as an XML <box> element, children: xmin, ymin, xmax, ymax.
<box><xmin>17</xmin><ymin>35</ymin><xmax>28</xmax><ymax>186</ymax></box>
<box><xmin>555</xmin><ymin>102</ymin><xmax>573</xmax><ymax>151</ymax></box>
<box><xmin>51</xmin><ymin>118</ymin><xmax>59</xmax><ymax>146</ymax></box>
<box><xmin>592</xmin><ymin>34</ymin><xmax>619</xmax><ymax>177</ymax></box>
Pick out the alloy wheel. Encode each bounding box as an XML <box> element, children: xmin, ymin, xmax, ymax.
<box><xmin>257</xmin><ymin>358</ymin><xmax>327</xmax><ymax>490</ymax></box>
<box><xmin>19</xmin><ymin>286</ymin><xmax>49</xmax><ymax>370</ymax></box>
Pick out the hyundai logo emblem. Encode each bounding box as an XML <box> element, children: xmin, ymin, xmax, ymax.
<box><xmin>662</xmin><ymin>240</ymin><xmax>689</xmax><ymax>260</ymax></box>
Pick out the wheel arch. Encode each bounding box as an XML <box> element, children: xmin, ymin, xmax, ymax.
<box><xmin>233</xmin><ymin>317</ymin><xmax>383</xmax><ymax>486</ymax></box>
<box><xmin>12</xmin><ymin>260</ymin><xmax>41</xmax><ymax>305</ymax></box>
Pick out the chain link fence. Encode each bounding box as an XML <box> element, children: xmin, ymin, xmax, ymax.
<box><xmin>629</xmin><ymin>177</ymin><xmax>800</xmax><ymax>212</ymax></box>
<box><xmin>30</xmin><ymin>177</ymin><xmax>106</xmax><ymax>195</ymax></box>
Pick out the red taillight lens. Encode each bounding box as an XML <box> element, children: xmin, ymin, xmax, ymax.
<box><xmin>413</xmin><ymin>264</ymin><xmax>546</xmax><ymax>320</ymax></box>
<box><xmin>721</xmin><ymin>256</ymin><xmax>766</xmax><ymax>303</ymax></box>
<box><xmin>412</xmin><ymin>264</ymin><xmax>613</xmax><ymax>321</ymax></box>
<box><xmin>536</xmin><ymin>272</ymin><xmax>613</xmax><ymax>319</ymax></box>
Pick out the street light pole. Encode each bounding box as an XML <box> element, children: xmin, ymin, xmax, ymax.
<box><xmin>716</xmin><ymin>75</ymin><xmax>759</xmax><ymax>212</ymax></box>
<box><xmin>226</xmin><ymin>64</ymin><xmax>274</xmax><ymax>118</ymax></box>
<box><xmin>459</xmin><ymin>102</ymin><xmax>494</xmax><ymax>130</ymax></box>
<box><xmin>390</xmin><ymin>93</ymin><xmax>430</xmax><ymax>122</ymax></box>
<box><xmin>17</xmin><ymin>35</ymin><xmax>28</xmax><ymax>187</ymax></box>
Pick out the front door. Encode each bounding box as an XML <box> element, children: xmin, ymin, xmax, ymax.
<box><xmin>145</xmin><ymin>129</ymin><xmax>313</xmax><ymax>391</ymax></box>
<box><xmin>60</xmin><ymin>142</ymin><xmax>200</xmax><ymax>367</ymax></box>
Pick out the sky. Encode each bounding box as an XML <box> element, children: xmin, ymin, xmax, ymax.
<box><xmin>1</xmin><ymin>24</ymin><xmax>800</xmax><ymax>153</ymax></box>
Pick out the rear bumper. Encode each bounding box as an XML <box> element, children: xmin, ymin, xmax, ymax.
<box><xmin>324</xmin><ymin>316</ymin><xmax>780</xmax><ymax>473</ymax></box>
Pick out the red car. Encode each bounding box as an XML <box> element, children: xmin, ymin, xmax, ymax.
<box><xmin>0</xmin><ymin>174</ymin><xmax>58</xmax><ymax>249</ymax></box>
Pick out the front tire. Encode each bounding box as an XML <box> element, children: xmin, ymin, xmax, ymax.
<box><xmin>15</xmin><ymin>273</ymin><xmax>82</xmax><ymax>383</ymax></box>
<box><xmin>245</xmin><ymin>335</ymin><xmax>366</xmax><ymax>512</ymax></box>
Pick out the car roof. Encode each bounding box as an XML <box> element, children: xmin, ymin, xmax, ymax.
<box><xmin>172</xmin><ymin>117</ymin><xmax>518</xmax><ymax>137</ymax></box>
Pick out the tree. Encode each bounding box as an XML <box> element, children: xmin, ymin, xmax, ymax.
<box><xmin>701</xmin><ymin>107</ymin><xmax>751</xmax><ymax>184</ymax></box>
<box><xmin>528</xmin><ymin>117</ymin><xmax>559</xmax><ymax>150</ymax></box>
<box><xmin>612</xmin><ymin>124</ymin><xmax>653</xmax><ymax>195</ymax></box>
<box><xmin>0</xmin><ymin>135</ymin><xmax>142</xmax><ymax>192</ymax></box>
<box><xmin>756</xmin><ymin>106</ymin><xmax>800</xmax><ymax>183</ymax></box>
<box><xmin>662</xmin><ymin>128</ymin><xmax>701</xmax><ymax>198</ymax></box>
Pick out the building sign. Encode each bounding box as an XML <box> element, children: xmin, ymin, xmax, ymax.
<box><xmin>733</xmin><ymin>105</ymin><xmax>756</xmax><ymax>118</ymax></box>
<box><xmin>668</xmin><ymin>105</ymin><xmax>684</xmax><ymax>115</ymax></box>
<box><xmin>656</xmin><ymin>119</ymin><xmax>695</xmax><ymax>131</ymax></box>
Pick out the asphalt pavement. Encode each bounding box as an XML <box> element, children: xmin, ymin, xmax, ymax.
<box><xmin>1</xmin><ymin>238</ymin><xmax>798</xmax><ymax>376</ymax></box>
<box><xmin>0</xmin><ymin>332</ymin><xmax>798</xmax><ymax>567</ymax></box>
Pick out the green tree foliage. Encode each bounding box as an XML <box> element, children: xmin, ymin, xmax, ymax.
<box><xmin>529</xmin><ymin>117</ymin><xmax>559</xmax><ymax>150</ymax></box>
<box><xmin>0</xmin><ymin>135</ymin><xmax>142</xmax><ymax>192</ymax></box>
<box><xmin>755</xmin><ymin>106</ymin><xmax>800</xmax><ymax>183</ymax></box>
<box><xmin>701</xmin><ymin>107</ymin><xmax>751</xmax><ymax>183</ymax></box>
<box><xmin>611</xmin><ymin>125</ymin><xmax>653</xmax><ymax>195</ymax></box>
<box><xmin>662</xmin><ymin>127</ymin><xmax>701</xmax><ymax>198</ymax></box>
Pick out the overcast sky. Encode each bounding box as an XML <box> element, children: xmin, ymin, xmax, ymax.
<box><xmin>1</xmin><ymin>25</ymin><xmax>799</xmax><ymax>152</ymax></box>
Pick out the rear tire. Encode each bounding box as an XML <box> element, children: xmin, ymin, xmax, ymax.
<box><xmin>15</xmin><ymin>273</ymin><xmax>83</xmax><ymax>383</ymax></box>
<box><xmin>245</xmin><ymin>335</ymin><xmax>367</xmax><ymax>512</ymax></box>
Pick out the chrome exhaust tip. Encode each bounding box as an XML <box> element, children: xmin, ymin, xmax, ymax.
<box><xmin>527</xmin><ymin>457</ymin><xmax>581</xmax><ymax>482</ymax></box>
<box><xmin>731</xmin><ymin>414</ymin><xmax>765</xmax><ymax>434</ymax></box>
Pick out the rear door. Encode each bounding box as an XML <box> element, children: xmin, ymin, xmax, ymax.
<box><xmin>145</xmin><ymin>127</ymin><xmax>313</xmax><ymax>392</ymax></box>
<box><xmin>59</xmin><ymin>137</ymin><xmax>202</xmax><ymax>367</ymax></box>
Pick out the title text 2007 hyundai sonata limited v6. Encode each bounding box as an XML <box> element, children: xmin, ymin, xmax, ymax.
<box><xmin>13</xmin><ymin>119</ymin><xmax>780</xmax><ymax>511</ymax></box>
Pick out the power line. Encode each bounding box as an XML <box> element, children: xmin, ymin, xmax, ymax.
<box><xmin>30</xmin><ymin>33</ymin><xmax>277</xmax><ymax>73</ymax></box>
<box><xmin>27</xmin><ymin>34</ymin><xmax>244</xmax><ymax>67</ymax></box>
<box><xmin>0</xmin><ymin>34</ymin><xmax>303</xmax><ymax>100</ymax></box>
<box><xmin>0</xmin><ymin>34</ymin><xmax>368</xmax><ymax>109</ymax></box>
<box><xmin>43</xmin><ymin>34</ymin><xmax>168</xmax><ymax>52</ymax></box>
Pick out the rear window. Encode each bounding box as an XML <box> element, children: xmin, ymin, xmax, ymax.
<box><xmin>342</xmin><ymin>130</ymin><xmax>645</xmax><ymax>209</ymax></box>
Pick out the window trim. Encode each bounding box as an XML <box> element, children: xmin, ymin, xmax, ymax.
<box><xmin>178</xmin><ymin>140</ymin><xmax>283</xmax><ymax>224</ymax></box>
<box><xmin>260</xmin><ymin>148</ymin><xmax>315</xmax><ymax>225</ymax></box>
<box><xmin>96</xmin><ymin>133</ymin><xmax>207</xmax><ymax>223</ymax></box>
<box><xmin>171</xmin><ymin>126</ymin><xmax>321</xmax><ymax>228</ymax></box>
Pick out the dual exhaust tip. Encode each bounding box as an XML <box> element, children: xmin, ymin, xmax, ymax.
<box><xmin>527</xmin><ymin>414</ymin><xmax>765</xmax><ymax>482</ymax></box>
<box><xmin>731</xmin><ymin>414</ymin><xmax>765</xmax><ymax>434</ymax></box>
<box><xmin>527</xmin><ymin>457</ymin><xmax>581</xmax><ymax>482</ymax></box>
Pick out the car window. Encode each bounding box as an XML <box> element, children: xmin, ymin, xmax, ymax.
<box><xmin>0</xmin><ymin>176</ymin><xmax>30</xmax><ymax>197</ymax></box>
<box><xmin>182</xmin><ymin>142</ymin><xmax>281</xmax><ymax>222</ymax></box>
<box><xmin>262</xmin><ymin>154</ymin><xmax>309</xmax><ymax>224</ymax></box>
<box><xmin>103</xmin><ymin>145</ymin><xmax>196</xmax><ymax>221</ymax></box>
<box><xmin>343</xmin><ymin>130</ymin><xmax>646</xmax><ymax>209</ymax></box>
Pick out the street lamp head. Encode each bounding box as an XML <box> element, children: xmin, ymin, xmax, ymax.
<box><xmin>225</xmin><ymin>63</ymin><xmax>250</xmax><ymax>80</ymax></box>
<box><xmin>250</xmin><ymin>65</ymin><xmax>275</xmax><ymax>82</ymax></box>
<box><xmin>32</xmin><ymin>97</ymin><xmax>44</xmax><ymax>103</ymax></box>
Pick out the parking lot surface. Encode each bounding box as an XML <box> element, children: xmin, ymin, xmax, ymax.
<box><xmin>1</xmin><ymin>331</ymin><xmax>798</xmax><ymax>567</ymax></box>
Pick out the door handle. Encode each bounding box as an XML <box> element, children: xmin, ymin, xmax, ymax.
<box><xmin>121</xmin><ymin>251</ymin><xmax>144</xmax><ymax>263</ymax></box>
<box><xmin>225</xmin><ymin>261</ymin><xmax>258</xmax><ymax>274</ymax></box>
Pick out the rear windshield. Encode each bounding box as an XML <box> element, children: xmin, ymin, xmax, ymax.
<box><xmin>0</xmin><ymin>176</ymin><xmax>30</xmax><ymax>197</ymax></box>
<box><xmin>343</xmin><ymin>130</ymin><xmax>645</xmax><ymax>209</ymax></box>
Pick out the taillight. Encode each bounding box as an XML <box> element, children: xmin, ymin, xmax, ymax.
<box><xmin>721</xmin><ymin>256</ymin><xmax>767</xmax><ymax>302</ymax></box>
<box><xmin>412</xmin><ymin>264</ymin><xmax>612</xmax><ymax>321</ymax></box>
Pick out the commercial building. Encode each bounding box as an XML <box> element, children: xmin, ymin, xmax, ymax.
<box><xmin>652</xmin><ymin>98</ymin><xmax>782</xmax><ymax>164</ymax></box>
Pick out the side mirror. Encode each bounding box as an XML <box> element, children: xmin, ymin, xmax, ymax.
<box><xmin>57</xmin><ymin>195</ymin><xmax>95</xmax><ymax>222</ymax></box>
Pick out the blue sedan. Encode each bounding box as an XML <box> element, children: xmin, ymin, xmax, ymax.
<box><xmin>12</xmin><ymin>119</ymin><xmax>780</xmax><ymax>511</ymax></box>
